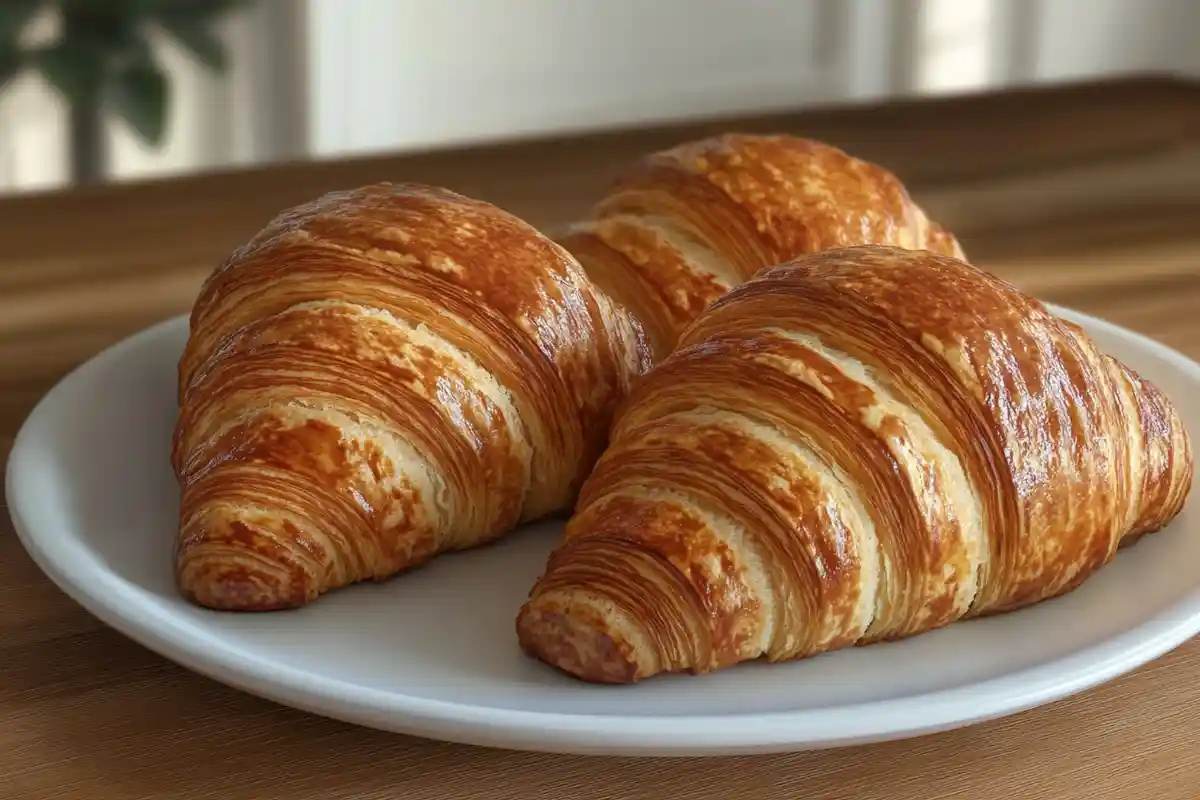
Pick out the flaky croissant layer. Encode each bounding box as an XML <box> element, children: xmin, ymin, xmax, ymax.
<box><xmin>517</xmin><ymin>245</ymin><xmax>1193</xmax><ymax>684</ymax></box>
<box><xmin>558</xmin><ymin>133</ymin><xmax>963</xmax><ymax>360</ymax></box>
<box><xmin>173</xmin><ymin>183</ymin><xmax>651</xmax><ymax>611</ymax></box>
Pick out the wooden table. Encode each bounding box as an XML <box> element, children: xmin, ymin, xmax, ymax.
<box><xmin>2</xmin><ymin>76</ymin><xmax>1199</xmax><ymax>800</ymax></box>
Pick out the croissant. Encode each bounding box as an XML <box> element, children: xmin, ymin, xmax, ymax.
<box><xmin>172</xmin><ymin>183</ymin><xmax>651</xmax><ymax>611</ymax></box>
<box><xmin>516</xmin><ymin>245</ymin><xmax>1194</xmax><ymax>684</ymax></box>
<box><xmin>558</xmin><ymin>133</ymin><xmax>963</xmax><ymax>360</ymax></box>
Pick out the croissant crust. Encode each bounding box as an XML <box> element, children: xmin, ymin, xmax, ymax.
<box><xmin>558</xmin><ymin>133</ymin><xmax>963</xmax><ymax>359</ymax></box>
<box><xmin>173</xmin><ymin>183</ymin><xmax>650</xmax><ymax>610</ymax></box>
<box><xmin>517</xmin><ymin>245</ymin><xmax>1194</xmax><ymax>683</ymax></box>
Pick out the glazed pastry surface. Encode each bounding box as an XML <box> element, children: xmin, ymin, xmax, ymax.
<box><xmin>559</xmin><ymin>134</ymin><xmax>963</xmax><ymax>359</ymax></box>
<box><xmin>517</xmin><ymin>245</ymin><xmax>1194</xmax><ymax>683</ymax></box>
<box><xmin>173</xmin><ymin>183</ymin><xmax>650</xmax><ymax>610</ymax></box>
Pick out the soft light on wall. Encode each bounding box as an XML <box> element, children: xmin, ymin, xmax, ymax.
<box><xmin>1</xmin><ymin>0</ymin><xmax>1197</xmax><ymax>195</ymax></box>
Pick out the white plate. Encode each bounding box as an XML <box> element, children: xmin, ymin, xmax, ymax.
<box><xmin>7</xmin><ymin>306</ymin><xmax>1199</xmax><ymax>757</ymax></box>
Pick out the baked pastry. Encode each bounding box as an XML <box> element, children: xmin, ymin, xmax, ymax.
<box><xmin>516</xmin><ymin>245</ymin><xmax>1194</xmax><ymax>683</ymax></box>
<box><xmin>558</xmin><ymin>133</ymin><xmax>963</xmax><ymax>359</ymax></box>
<box><xmin>172</xmin><ymin>183</ymin><xmax>651</xmax><ymax>611</ymax></box>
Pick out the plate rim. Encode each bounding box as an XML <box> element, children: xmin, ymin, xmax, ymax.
<box><xmin>6</xmin><ymin>305</ymin><xmax>1200</xmax><ymax>757</ymax></box>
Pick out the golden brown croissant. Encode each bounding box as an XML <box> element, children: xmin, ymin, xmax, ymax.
<box><xmin>517</xmin><ymin>245</ymin><xmax>1194</xmax><ymax>684</ymax></box>
<box><xmin>172</xmin><ymin>183</ymin><xmax>651</xmax><ymax>611</ymax></box>
<box><xmin>558</xmin><ymin>133</ymin><xmax>963</xmax><ymax>360</ymax></box>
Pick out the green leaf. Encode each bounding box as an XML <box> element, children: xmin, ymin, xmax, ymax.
<box><xmin>135</xmin><ymin>0</ymin><xmax>251</xmax><ymax>19</ymax></box>
<box><xmin>156</xmin><ymin>13</ymin><xmax>227</xmax><ymax>71</ymax></box>
<box><xmin>60</xmin><ymin>3</ymin><xmax>146</xmax><ymax>58</ymax></box>
<box><xmin>108</xmin><ymin>56</ymin><xmax>169</xmax><ymax>146</ymax></box>
<box><xmin>130</xmin><ymin>0</ymin><xmax>212</xmax><ymax>12</ymax></box>
<box><xmin>0</xmin><ymin>44</ymin><xmax>22</xmax><ymax>90</ymax></box>
<box><xmin>0</xmin><ymin>0</ymin><xmax>41</xmax><ymax>45</ymax></box>
<box><xmin>32</xmin><ymin>40</ymin><xmax>105</xmax><ymax>106</ymax></box>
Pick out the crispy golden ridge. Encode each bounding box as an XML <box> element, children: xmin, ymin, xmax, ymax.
<box><xmin>517</xmin><ymin>245</ymin><xmax>1193</xmax><ymax>684</ymax></box>
<box><xmin>174</xmin><ymin>183</ymin><xmax>651</xmax><ymax>611</ymax></box>
<box><xmin>557</xmin><ymin>133</ymin><xmax>964</xmax><ymax>359</ymax></box>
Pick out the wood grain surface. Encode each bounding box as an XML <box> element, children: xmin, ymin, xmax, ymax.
<box><xmin>2</xmin><ymin>76</ymin><xmax>1199</xmax><ymax>800</ymax></box>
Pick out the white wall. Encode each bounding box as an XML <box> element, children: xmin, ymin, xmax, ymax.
<box><xmin>306</xmin><ymin>0</ymin><xmax>888</xmax><ymax>157</ymax></box>
<box><xmin>909</xmin><ymin>0</ymin><xmax>1200</xmax><ymax>95</ymax></box>
<box><xmin>3</xmin><ymin>0</ymin><xmax>1199</xmax><ymax>194</ymax></box>
<box><xmin>1029</xmin><ymin>0</ymin><xmax>1200</xmax><ymax>81</ymax></box>
<box><xmin>911</xmin><ymin>0</ymin><xmax>998</xmax><ymax>94</ymax></box>
<box><xmin>306</xmin><ymin>0</ymin><xmax>1200</xmax><ymax>160</ymax></box>
<box><xmin>0</xmin><ymin>9</ymin><xmax>68</xmax><ymax>192</ymax></box>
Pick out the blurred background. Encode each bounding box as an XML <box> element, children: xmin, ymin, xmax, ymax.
<box><xmin>2</xmin><ymin>0</ymin><xmax>1197</xmax><ymax>196</ymax></box>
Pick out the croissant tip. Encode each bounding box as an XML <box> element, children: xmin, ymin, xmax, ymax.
<box><xmin>176</xmin><ymin>562</ymin><xmax>317</xmax><ymax>611</ymax></box>
<box><xmin>179</xmin><ymin>578</ymin><xmax>310</xmax><ymax>612</ymax></box>
<box><xmin>515</xmin><ymin>600</ymin><xmax>644</xmax><ymax>685</ymax></box>
<box><xmin>175</xmin><ymin>520</ymin><xmax>322</xmax><ymax>612</ymax></box>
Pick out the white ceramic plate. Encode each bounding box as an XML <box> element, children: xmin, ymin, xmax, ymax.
<box><xmin>7</xmin><ymin>306</ymin><xmax>1199</xmax><ymax>757</ymax></box>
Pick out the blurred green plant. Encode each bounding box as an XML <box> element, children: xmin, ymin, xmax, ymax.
<box><xmin>0</xmin><ymin>0</ymin><xmax>251</xmax><ymax>182</ymax></box>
